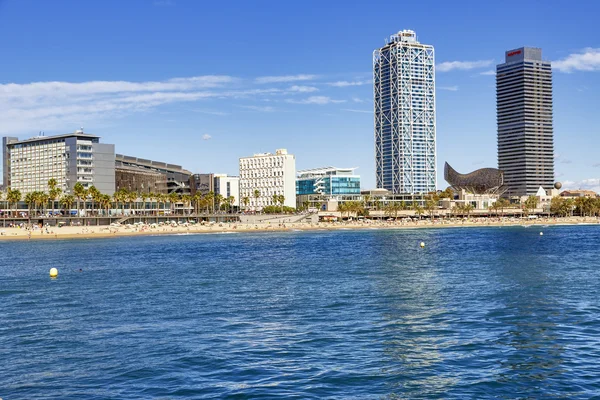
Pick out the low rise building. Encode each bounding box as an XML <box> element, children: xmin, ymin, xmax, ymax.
<box><xmin>115</xmin><ymin>154</ymin><xmax>192</xmax><ymax>194</ymax></box>
<box><xmin>115</xmin><ymin>166</ymin><xmax>167</xmax><ymax>194</ymax></box>
<box><xmin>214</xmin><ymin>174</ymin><xmax>239</xmax><ymax>207</ymax></box>
<box><xmin>239</xmin><ymin>149</ymin><xmax>296</xmax><ymax>210</ymax></box>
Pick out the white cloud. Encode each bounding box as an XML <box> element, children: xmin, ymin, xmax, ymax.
<box><xmin>439</xmin><ymin>85</ymin><xmax>459</xmax><ymax>91</ymax></box>
<box><xmin>288</xmin><ymin>85</ymin><xmax>318</xmax><ymax>93</ymax></box>
<box><xmin>240</xmin><ymin>105</ymin><xmax>275</xmax><ymax>112</ymax></box>
<box><xmin>480</xmin><ymin>70</ymin><xmax>496</xmax><ymax>76</ymax></box>
<box><xmin>554</xmin><ymin>48</ymin><xmax>600</xmax><ymax>73</ymax></box>
<box><xmin>351</xmin><ymin>97</ymin><xmax>365</xmax><ymax>103</ymax></box>
<box><xmin>202</xmin><ymin>134</ymin><xmax>212</xmax><ymax>140</ymax></box>
<box><xmin>0</xmin><ymin>76</ymin><xmax>296</xmax><ymax>134</ymax></box>
<box><xmin>286</xmin><ymin>96</ymin><xmax>345</xmax><ymax>105</ymax></box>
<box><xmin>342</xmin><ymin>109</ymin><xmax>372</xmax><ymax>114</ymax></box>
<box><xmin>437</xmin><ymin>60</ymin><xmax>494</xmax><ymax>72</ymax></box>
<box><xmin>327</xmin><ymin>80</ymin><xmax>372</xmax><ymax>87</ymax></box>
<box><xmin>254</xmin><ymin>74</ymin><xmax>317</xmax><ymax>84</ymax></box>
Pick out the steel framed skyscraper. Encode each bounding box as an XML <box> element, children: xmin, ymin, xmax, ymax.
<box><xmin>497</xmin><ymin>47</ymin><xmax>554</xmax><ymax>197</ymax></box>
<box><xmin>374</xmin><ymin>30</ymin><xmax>436</xmax><ymax>194</ymax></box>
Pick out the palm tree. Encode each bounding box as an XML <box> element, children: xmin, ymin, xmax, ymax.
<box><xmin>278</xmin><ymin>194</ymin><xmax>285</xmax><ymax>212</ymax></box>
<box><xmin>495</xmin><ymin>198</ymin><xmax>509</xmax><ymax>217</ymax></box>
<box><xmin>205</xmin><ymin>191</ymin><xmax>215</xmax><ymax>213</ymax></box>
<box><xmin>47</xmin><ymin>178</ymin><xmax>62</xmax><ymax>215</ymax></box>
<box><xmin>523</xmin><ymin>195</ymin><xmax>538</xmax><ymax>216</ymax></box>
<box><xmin>60</xmin><ymin>194</ymin><xmax>75</xmax><ymax>216</ymax></box>
<box><xmin>226</xmin><ymin>196</ymin><xmax>235</xmax><ymax>213</ymax></box>
<box><xmin>7</xmin><ymin>188</ymin><xmax>22</xmax><ymax>217</ymax></box>
<box><xmin>128</xmin><ymin>191</ymin><xmax>138</xmax><ymax>215</ymax></box>
<box><xmin>272</xmin><ymin>194</ymin><xmax>279</xmax><ymax>211</ymax></box>
<box><xmin>168</xmin><ymin>192</ymin><xmax>180</xmax><ymax>215</ymax></box>
<box><xmin>24</xmin><ymin>192</ymin><xmax>36</xmax><ymax>217</ymax></box>
<box><xmin>181</xmin><ymin>194</ymin><xmax>191</xmax><ymax>216</ymax></box>
<box><xmin>73</xmin><ymin>182</ymin><xmax>86</xmax><ymax>217</ymax></box>
<box><xmin>140</xmin><ymin>192</ymin><xmax>148</xmax><ymax>215</ymax></box>
<box><xmin>39</xmin><ymin>192</ymin><xmax>49</xmax><ymax>216</ymax></box>
<box><xmin>88</xmin><ymin>186</ymin><xmax>100</xmax><ymax>216</ymax></box>
<box><xmin>337</xmin><ymin>202</ymin><xmax>347</xmax><ymax>221</ymax></box>
<box><xmin>253</xmin><ymin>189</ymin><xmax>260</xmax><ymax>212</ymax></box>
<box><xmin>215</xmin><ymin>194</ymin><xmax>224</xmax><ymax>213</ymax></box>
<box><xmin>242</xmin><ymin>196</ymin><xmax>250</xmax><ymax>212</ymax></box>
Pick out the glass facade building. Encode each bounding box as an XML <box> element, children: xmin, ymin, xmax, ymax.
<box><xmin>374</xmin><ymin>30</ymin><xmax>436</xmax><ymax>194</ymax></box>
<box><xmin>296</xmin><ymin>167</ymin><xmax>360</xmax><ymax>196</ymax></box>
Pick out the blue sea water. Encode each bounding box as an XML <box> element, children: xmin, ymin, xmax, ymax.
<box><xmin>1</xmin><ymin>225</ymin><xmax>600</xmax><ymax>399</ymax></box>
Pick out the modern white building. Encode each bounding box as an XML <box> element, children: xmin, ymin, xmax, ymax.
<box><xmin>374</xmin><ymin>29</ymin><xmax>436</xmax><ymax>194</ymax></box>
<box><xmin>239</xmin><ymin>149</ymin><xmax>296</xmax><ymax>210</ymax></box>
<box><xmin>214</xmin><ymin>174</ymin><xmax>240</xmax><ymax>207</ymax></box>
<box><xmin>2</xmin><ymin>130</ymin><xmax>115</xmax><ymax>195</ymax></box>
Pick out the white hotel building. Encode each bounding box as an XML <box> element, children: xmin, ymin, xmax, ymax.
<box><xmin>239</xmin><ymin>149</ymin><xmax>296</xmax><ymax>210</ymax></box>
<box><xmin>2</xmin><ymin>130</ymin><xmax>115</xmax><ymax>195</ymax></box>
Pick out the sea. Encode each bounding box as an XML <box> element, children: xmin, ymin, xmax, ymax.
<box><xmin>1</xmin><ymin>225</ymin><xmax>600</xmax><ymax>399</ymax></box>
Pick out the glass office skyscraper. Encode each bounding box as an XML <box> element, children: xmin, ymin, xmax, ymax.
<box><xmin>374</xmin><ymin>30</ymin><xmax>436</xmax><ymax>194</ymax></box>
<box><xmin>497</xmin><ymin>47</ymin><xmax>554</xmax><ymax>197</ymax></box>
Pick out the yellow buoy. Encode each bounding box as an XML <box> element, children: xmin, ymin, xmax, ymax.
<box><xmin>420</xmin><ymin>242</ymin><xmax>425</xmax><ymax>248</ymax></box>
<box><xmin>49</xmin><ymin>268</ymin><xmax>58</xmax><ymax>278</ymax></box>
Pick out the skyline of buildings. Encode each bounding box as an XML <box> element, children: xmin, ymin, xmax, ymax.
<box><xmin>0</xmin><ymin>29</ymin><xmax>573</xmax><ymax>205</ymax></box>
<box><xmin>374</xmin><ymin>30</ymin><xmax>436</xmax><ymax>195</ymax></box>
<box><xmin>496</xmin><ymin>47</ymin><xmax>555</xmax><ymax>197</ymax></box>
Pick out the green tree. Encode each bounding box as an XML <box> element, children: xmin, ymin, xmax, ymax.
<box><xmin>253</xmin><ymin>189</ymin><xmax>260</xmax><ymax>212</ymax></box>
<box><xmin>226</xmin><ymin>196</ymin><xmax>235</xmax><ymax>213</ymax></box>
<box><xmin>440</xmin><ymin>187</ymin><xmax>454</xmax><ymax>200</ymax></box>
<box><xmin>60</xmin><ymin>194</ymin><xmax>75</xmax><ymax>215</ymax></box>
<box><xmin>168</xmin><ymin>192</ymin><xmax>180</xmax><ymax>215</ymax></box>
<box><xmin>88</xmin><ymin>186</ymin><xmax>101</xmax><ymax>216</ymax></box>
<box><xmin>73</xmin><ymin>182</ymin><xmax>86</xmax><ymax>217</ymax></box>
<box><xmin>523</xmin><ymin>195</ymin><xmax>539</xmax><ymax>216</ymax></box>
<box><xmin>181</xmin><ymin>194</ymin><xmax>191</xmax><ymax>216</ymax></box>
<box><xmin>7</xmin><ymin>188</ymin><xmax>22</xmax><ymax>217</ymax></box>
<box><xmin>242</xmin><ymin>196</ymin><xmax>250</xmax><ymax>212</ymax></box>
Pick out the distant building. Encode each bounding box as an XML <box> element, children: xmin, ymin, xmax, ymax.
<box><xmin>374</xmin><ymin>29</ymin><xmax>436</xmax><ymax>194</ymax></box>
<box><xmin>3</xmin><ymin>130</ymin><xmax>115</xmax><ymax>195</ymax></box>
<box><xmin>190</xmin><ymin>173</ymin><xmax>214</xmax><ymax>196</ymax></box>
<box><xmin>115</xmin><ymin>154</ymin><xmax>192</xmax><ymax>194</ymax></box>
<box><xmin>189</xmin><ymin>173</ymin><xmax>240</xmax><ymax>207</ymax></box>
<box><xmin>214</xmin><ymin>174</ymin><xmax>239</xmax><ymax>207</ymax></box>
<box><xmin>239</xmin><ymin>149</ymin><xmax>296</xmax><ymax>209</ymax></box>
<box><xmin>497</xmin><ymin>47</ymin><xmax>554</xmax><ymax>197</ymax></box>
<box><xmin>296</xmin><ymin>167</ymin><xmax>360</xmax><ymax>196</ymax></box>
<box><xmin>560</xmin><ymin>190</ymin><xmax>597</xmax><ymax>198</ymax></box>
<box><xmin>115</xmin><ymin>166</ymin><xmax>167</xmax><ymax>194</ymax></box>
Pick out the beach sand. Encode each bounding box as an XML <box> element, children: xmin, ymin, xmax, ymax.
<box><xmin>0</xmin><ymin>216</ymin><xmax>598</xmax><ymax>241</ymax></box>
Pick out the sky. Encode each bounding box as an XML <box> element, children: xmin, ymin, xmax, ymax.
<box><xmin>1</xmin><ymin>0</ymin><xmax>599</xmax><ymax>191</ymax></box>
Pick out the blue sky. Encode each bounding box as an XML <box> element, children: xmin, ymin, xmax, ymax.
<box><xmin>1</xmin><ymin>0</ymin><xmax>599</xmax><ymax>191</ymax></box>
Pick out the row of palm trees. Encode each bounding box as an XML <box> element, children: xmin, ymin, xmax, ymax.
<box><xmin>0</xmin><ymin>180</ymin><xmax>239</xmax><ymax>218</ymax></box>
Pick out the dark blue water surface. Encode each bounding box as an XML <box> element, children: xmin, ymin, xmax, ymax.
<box><xmin>1</xmin><ymin>225</ymin><xmax>600</xmax><ymax>399</ymax></box>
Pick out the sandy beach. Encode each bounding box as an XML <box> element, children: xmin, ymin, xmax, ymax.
<box><xmin>0</xmin><ymin>216</ymin><xmax>598</xmax><ymax>241</ymax></box>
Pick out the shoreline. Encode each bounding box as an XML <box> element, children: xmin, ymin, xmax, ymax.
<box><xmin>0</xmin><ymin>217</ymin><xmax>598</xmax><ymax>241</ymax></box>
